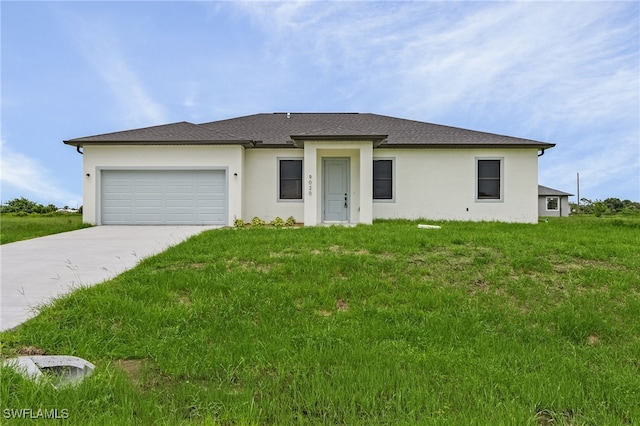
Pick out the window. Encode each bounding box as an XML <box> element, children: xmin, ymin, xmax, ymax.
<box><xmin>373</xmin><ymin>159</ymin><xmax>393</xmax><ymax>200</ymax></box>
<box><xmin>279</xmin><ymin>159</ymin><xmax>303</xmax><ymax>200</ymax></box>
<box><xmin>546</xmin><ymin>197</ymin><xmax>559</xmax><ymax>211</ymax></box>
<box><xmin>477</xmin><ymin>159</ymin><xmax>502</xmax><ymax>200</ymax></box>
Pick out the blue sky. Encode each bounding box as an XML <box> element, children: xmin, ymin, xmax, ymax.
<box><xmin>2</xmin><ymin>1</ymin><xmax>639</xmax><ymax>208</ymax></box>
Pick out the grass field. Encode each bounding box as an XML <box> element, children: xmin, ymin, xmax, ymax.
<box><xmin>0</xmin><ymin>214</ymin><xmax>92</xmax><ymax>244</ymax></box>
<box><xmin>1</xmin><ymin>218</ymin><xmax>639</xmax><ymax>424</ymax></box>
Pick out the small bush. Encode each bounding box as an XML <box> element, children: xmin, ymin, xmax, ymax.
<box><xmin>285</xmin><ymin>216</ymin><xmax>296</xmax><ymax>227</ymax></box>
<box><xmin>251</xmin><ymin>217</ymin><xmax>265</xmax><ymax>227</ymax></box>
<box><xmin>621</xmin><ymin>205</ymin><xmax>639</xmax><ymax>216</ymax></box>
<box><xmin>271</xmin><ymin>217</ymin><xmax>285</xmax><ymax>228</ymax></box>
<box><xmin>234</xmin><ymin>218</ymin><xmax>245</xmax><ymax>228</ymax></box>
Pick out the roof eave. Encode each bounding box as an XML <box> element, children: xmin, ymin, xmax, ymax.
<box><xmin>377</xmin><ymin>142</ymin><xmax>556</xmax><ymax>149</ymax></box>
<box><xmin>63</xmin><ymin>140</ymin><xmax>256</xmax><ymax>148</ymax></box>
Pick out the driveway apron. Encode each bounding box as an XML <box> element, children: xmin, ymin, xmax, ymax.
<box><xmin>0</xmin><ymin>226</ymin><xmax>216</xmax><ymax>331</ymax></box>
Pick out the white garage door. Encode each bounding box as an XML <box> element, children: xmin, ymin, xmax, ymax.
<box><xmin>101</xmin><ymin>170</ymin><xmax>226</xmax><ymax>225</ymax></box>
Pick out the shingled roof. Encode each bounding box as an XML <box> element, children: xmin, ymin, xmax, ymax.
<box><xmin>63</xmin><ymin>121</ymin><xmax>253</xmax><ymax>146</ymax></box>
<box><xmin>538</xmin><ymin>185</ymin><xmax>574</xmax><ymax>196</ymax></box>
<box><xmin>64</xmin><ymin>113</ymin><xmax>555</xmax><ymax>149</ymax></box>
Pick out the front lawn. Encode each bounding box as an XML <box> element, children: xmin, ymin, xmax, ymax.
<box><xmin>1</xmin><ymin>218</ymin><xmax>639</xmax><ymax>424</ymax></box>
<box><xmin>0</xmin><ymin>213</ymin><xmax>92</xmax><ymax>244</ymax></box>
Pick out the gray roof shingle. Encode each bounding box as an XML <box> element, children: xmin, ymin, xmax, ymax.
<box><xmin>538</xmin><ymin>185</ymin><xmax>574</xmax><ymax>196</ymax></box>
<box><xmin>64</xmin><ymin>121</ymin><xmax>251</xmax><ymax>145</ymax></box>
<box><xmin>65</xmin><ymin>113</ymin><xmax>555</xmax><ymax>149</ymax></box>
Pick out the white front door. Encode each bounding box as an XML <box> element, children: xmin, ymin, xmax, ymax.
<box><xmin>323</xmin><ymin>158</ymin><xmax>349</xmax><ymax>222</ymax></box>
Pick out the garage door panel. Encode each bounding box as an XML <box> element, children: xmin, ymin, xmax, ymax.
<box><xmin>103</xmin><ymin>186</ymin><xmax>132</xmax><ymax>194</ymax></box>
<box><xmin>102</xmin><ymin>170</ymin><xmax>226</xmax><ymax>225</ymax></box>
<box><xmin>104</xmin><ymin>200</ymin><xmax>133</xmax><ymax>208</ymax></box>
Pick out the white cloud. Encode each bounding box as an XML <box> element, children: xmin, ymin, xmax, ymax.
<box><xmin>66</xmin><ymin>12</ymin><xmax>166</xmax><ymax>128</ymax></box>
<box><xmin>230</xmin><ymin>1</ymin><xmax>639</xmax><ymax>200</ymax></box>
<box><xmin>230</xmin><ymin>2</ymin><xmax>637</xmax><ymax>120</ymax></box>
<box><xmin>0</xmin><ymin>140</ymin><xmax>81</xmax><ymax>207</ymax></box>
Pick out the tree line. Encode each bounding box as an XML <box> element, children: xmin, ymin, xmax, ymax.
<box><xmin>571</xmin><ymin>198</ymin><xmax>640</xmax><ymax>217</ymax></box>
<box><xmin>0</xmin><ymin>197</ymin><xmax>81</xmax><ymax>215</ymax></box>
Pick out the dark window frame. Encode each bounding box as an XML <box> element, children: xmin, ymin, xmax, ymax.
<box><xmin>546</xmin><ymin>196</ymin><xmax>559</xmax><ymax>211</ymax></box>
<box><xmin>476</xmin><ymin>158</ymin><xmax>503</xmax><ymax>201</ymax></box>
<box><xmin>278</xmin><ymin>158</ymin><xmax>303</xmax><ymax>201</ymax></box>
<box><xmin>373</xmin><ymin>158</ymin><xmax>394</xmax><ymax>201</ymax></box>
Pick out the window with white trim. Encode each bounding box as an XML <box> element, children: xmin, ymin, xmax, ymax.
<box><xmin>476</xmin><ymin>158</ymin><xmax>503</xmax><ymax>201</ymax></box>
<box><xmin>373</xmin><ymin>159</ymin><xmax>394</xmax><ymax>200</ymax></box>
<box><xmin>546</xmin><ymin>197</ymin><xmax>559</xmax><ymax>211</ymax></box>
<box><xmin>279</xmin><ymin>159</ymin><xmax>303</xmax><ymax>200</ymax></box>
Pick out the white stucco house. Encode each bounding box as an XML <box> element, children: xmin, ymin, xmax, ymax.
<box><xmin>63</xmin><ymin>113</ymin><xmax>555</xmax><ymax>226</ymax></box>
<box><xmin>538</xmin><ymin>185</ymin><xmax>573</xmax><ymax>217</ymax></box>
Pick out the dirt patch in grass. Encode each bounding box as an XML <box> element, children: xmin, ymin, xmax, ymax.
<box><xmin>16</xmin><ymin>346</ymin><xmax>46</xmax><ymax>355</ymax></box>
<box><xmin>178</xmin><ymin>295</ymin><xmax>192</xmax><ymax>306</ymax></box>
<box><xmin>336</xmin><ymin>299</ymin><xmax>349</xmax><ymax>312</ymax></box>
<box><xmin>308</xmin><ymin>246</ymin><xmax>370</xmax><ymax>256</ymax></box>
<box><xmin>550</xmin><ymin>255</ymin><xmax>626</xmax><ymax>274</ymax></box>
<box><xmin>587</xmin><ymin>334</ymin><xmax>600</xmax><ymax>345</ymax></box>
<box><xmin>468</xmin><ymin>279</ymin><xmax>490</xmax><ymax>295</ymax></box>
<box><xmin>115</xmin><ymin>359</ymin><xmax>144</xmax><ymax>385</ymax></box>
<box><xmin>226</xmin><ymin>258</ymin><xmax>271</xmax><ymax>273</ymax></box>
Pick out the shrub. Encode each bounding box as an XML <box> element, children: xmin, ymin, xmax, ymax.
<box><xmin>271</xmin><ymin>217</ymin><xmax>285</xmax><ymax>228</ymax></box>
<box><xmin>621</xmin><ymin>205</ymin><xmax>639</xmax><ymax>216</ymax></box>
<box><xmin>251</xmin><ymin>217</ymin><xmax>265</xmax><ymax>227</ymax></box>
<box><xmin>234</xmin><ymin>218</ymin><xmax>245</xmax><ymax>228</ymax></box>
<box><xmin>593</xmin><ymin>201</ymin><xmax>607</xmax><ymax>217</ymax></box>
<box><xmin>285</xmin><ymin>216</ymin><xmax>296</xmax><ymax>227</ymax></box>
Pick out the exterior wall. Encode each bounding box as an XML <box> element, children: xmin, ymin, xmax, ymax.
<box><xmin>81</xmin><ymin>145</ymin><xmax>244</xmax><ymax>225</ymax></box>
<box><xmin>302</xmin><ymin>141</ymin><xmax>373</xmax><ymax>226</ymax></box>
<box><xmin>81</xmin><ymin>144</ymin><xmax>541</xmax><ymax>226</ymax></box>
<box><xmin>372</xmin><ymin>148</ymin><xmax>539</xmax><ymax>223</ymax></box>
<box><xmin>561</xmin><ymin>196</ymin><xmax>571</xmax><ymax>217</ymax></box>
<box><xmin>538</xmin><ymin>195</ymin><xmax>570</xmax><ymax>217</ymax></box>
<box><xmin>243</xmin><ymin>149</ymin><xmax>305</xmax><ymax>223</ymax></box>
<box><xmin>243</xmin><ymin>141</ymin><xmax>374</xmax><ymax>226</ymax></box>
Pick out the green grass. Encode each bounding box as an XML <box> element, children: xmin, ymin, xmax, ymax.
<box><xmin>1</xmin><ymin>218</ymin><xmax>639</xmax><ymax>424</ymax></box>
<box><xmin>0</xmin><ymin>213</ymin><xmax>92</xmax><ymax>244</ymax></box>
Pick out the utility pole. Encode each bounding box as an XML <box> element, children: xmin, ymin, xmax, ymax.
<box><xmin>576</xmin><ymin>172</ymin><xmax>580</xmax><ymax>215</ymax></box>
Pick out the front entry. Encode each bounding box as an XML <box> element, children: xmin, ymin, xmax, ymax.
<box><xmin>323</xmin><ymin>158</ymin><xmax>349</xmax><ymax>222</ymax></box>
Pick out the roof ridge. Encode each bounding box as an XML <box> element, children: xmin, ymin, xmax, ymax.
<box><xmin>65</xmin><ymin>113</ymin><xmax>555</xmax><ymax>148</ymax></box>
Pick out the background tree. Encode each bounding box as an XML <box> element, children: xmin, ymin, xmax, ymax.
<box><xmin>603</xmin><ymin>198</ymin><xmax>624</xmax><ymax>213</ymax></box>
<box><xmin>1</xmin><ymin>197</ymin><xmax>57</xmax><ymax>214</ymax></box>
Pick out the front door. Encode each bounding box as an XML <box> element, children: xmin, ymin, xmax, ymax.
<box><xmin>323</xmin><ymin>158</ymin><xmax>349</xmax><ymax>222</ymax></box>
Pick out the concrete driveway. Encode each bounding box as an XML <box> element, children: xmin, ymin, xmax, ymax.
<box><xmin>0</xmin><ymin>226</ymin><xmax>217</xmax><ymax>331</ymax></box>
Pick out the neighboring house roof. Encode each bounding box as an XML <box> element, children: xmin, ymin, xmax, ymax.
<box><xmin>64</xmin><ymin>113</ymin><xmax>555</xmax><ymax>149</ymax></box>
<box><xmin>538</xmin><ymin>185</ymin><xmax>574</xmax><ymax>196</ymax></box>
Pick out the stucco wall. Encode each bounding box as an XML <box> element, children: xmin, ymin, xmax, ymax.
<box><xmin>81</xmin><ymin>144</ymin><xmax>541</xmax><ymax>226</ymax></box>
<box><xmin>538</xmin><ymin>195</ymin><xmax>571</xmax><ymax>217</ymax></box>
<box><xmin>372</xmin><ymin>148</ymin><xmax>539</xmax><ymax>223</ymax></box>
<box><xmin>243</xmin><ymin>146</ymin><xmax>539</xmax><ymax>224</ymax></box>
<box><xmin>81</xmin><ymin>145</ymin><xmax>244</xmax><ymax>225</ymax></box>
<box><xmin>242</xmin><ymin>144</ymin><xmax>370</xmax><ymax>225</ymax></box>
<box><xmin>243</xmin><ymin>149</ymin><xmax>305</xmax><ymax>223</ymax></box>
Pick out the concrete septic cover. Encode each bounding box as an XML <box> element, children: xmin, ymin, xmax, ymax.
<box><xmin>3</xmin><ymin>355</ymin><xmax>95</xmax><ymax>388</ymax></box>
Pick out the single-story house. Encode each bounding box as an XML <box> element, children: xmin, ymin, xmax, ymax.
<box><xmin>63</xmin><ymin>113</ymin><xmax>555</xmax><ymax>226</ymax></box>
<box><xmin>538</xmin><ymin>185</ymin><xmax>573</xmax><ymax>217</ymax></box>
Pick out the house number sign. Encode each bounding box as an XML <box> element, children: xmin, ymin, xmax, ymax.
<box><xmin>308</xmin><ymin>175</ymin><xmax>313</xmax><ymax>196</ymax></box>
